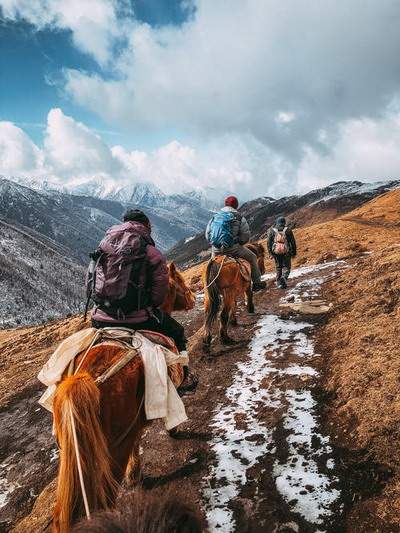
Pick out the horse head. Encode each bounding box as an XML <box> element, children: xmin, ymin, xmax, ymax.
<box><xmin>161</xmin><ymin>262</ymin><xmax>196</xmax><ymax>314</ymax></box>
<box><xmin>247</xmin><ymin>242</ymin><xmax>266</xmax><ymax>275</ymax></box>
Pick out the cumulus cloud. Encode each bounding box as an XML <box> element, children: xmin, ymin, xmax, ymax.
<box><xmin>2</xmin><ymin>1</ymin><xmax>400</xmax><ymax>196</ymax></box>
<box><xmin>63</xmin><ymin>0</ymin><xmax>400</xmax><ymax>161</ymax></box>
<box><xmin>1</xmin><ymin>108</ymin><xmax>400</xmax><ymax>200</ymax></box>
<box><xmin>297</xmin><ymin>113</ymin><xmax>400</xmax><ymax>190</ymax></box>
<box><xmin>0</xmin><ymin>121</ymin><xmax>43</xmax><ymax>175</ymax></box>
<box><xmin>0</xmin><ymin>0</ymin><xmax>131</xmax><ymax>64</ymax></box>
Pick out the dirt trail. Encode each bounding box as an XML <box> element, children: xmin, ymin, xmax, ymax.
<box><xmin>0</xmin><ymin>261</ymin><xmax>391</xmax><ymax>532</ymax></box>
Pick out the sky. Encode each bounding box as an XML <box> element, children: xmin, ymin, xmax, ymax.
<box><xmin>1</xmin><ymin>0</ymin><xmax>400</xmax><ymax>200</ymax></box>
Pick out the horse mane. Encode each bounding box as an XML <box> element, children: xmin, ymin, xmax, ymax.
<box><xmin>72</xmin><ymin>490</ymin><xmax>203</xmax><ymax>532</ymax></box>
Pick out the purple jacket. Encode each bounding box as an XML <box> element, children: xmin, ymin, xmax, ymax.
<box><xmin>92</xmin><ymin>221</ymin><xmax>169</xmax><ymax>324</ymax></box>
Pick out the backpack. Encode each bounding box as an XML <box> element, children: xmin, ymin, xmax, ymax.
<box><xmin>207</xmin><ymin>211</ymin><xmax>240</xmax><ymax>248</ymax></box>
<box><xmin>272</xmin><ymin>227</ymin><xmax>289</xmax><ymax>255</ymax></box>
<box><xmin>85</xmin><ymin>223</ymin><xmax>151</xmax><ymax>319</ymax></box>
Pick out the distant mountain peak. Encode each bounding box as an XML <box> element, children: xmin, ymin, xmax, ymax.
<box><xmin>129</xmin><ymin>182</ymin><xmax>166</xmax><ymax>206</ymax></box>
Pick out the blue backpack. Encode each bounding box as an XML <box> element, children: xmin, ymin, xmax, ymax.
<box><xmin>208</xmin><ymin>211</ymin><xmax>238</xmax><ymax>248</ymax></box>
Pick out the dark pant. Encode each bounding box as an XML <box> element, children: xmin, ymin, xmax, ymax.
<box><xmin>274</xmin><ymin>255</ymin><xmax>292</xmax><ymax>281</ymax></box>
<box><xmin>92</xmin><ymin>309</ymin><xmax>187</xmax><ymax>352</ymax></box>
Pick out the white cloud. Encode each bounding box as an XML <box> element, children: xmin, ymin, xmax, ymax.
<box><xmin>297</xmin><ymin>114</ymin><xmax>400</xmax><ymax>191</ymax></box>
<box><xmin>44</xmin><ymin>108</ymin><xmax>120</xmax><ymax>179</ymax></box>
<box><xmin>63</xmin><ymin>0</ymin><xmax>400</xmax><ymax>161</ymax></box>
<box><xmin>0</xmin><ymin>0</ymin><xmax>130</xmax><ymax>64</ymax></box>
<box><xmin>3</xmin><ymin>1</ymin><xmax>400</xmax><ymax>196</ymax></box>
<box><xmin>0</xmin><ymin>121</ymin><xmax>43</xmax><ymax>175</ymax></box>
<box><xmin>1</xmin><ymin>108</ymin><xmax>400</xmax><ymax>201</ymax></box>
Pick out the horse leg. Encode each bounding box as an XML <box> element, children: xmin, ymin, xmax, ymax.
<box><xmin>220</xmin><ymin>293</ymin><xmax>236</xmax><ymax>345</ymax></box>
<box><xmin>203</xmin><ymin>298</ymin><xmax>213</xmax><ymax>353</ymax></box>
<box><xmin>246</xmin><ymin>283</ymin><xmax>255</xmax><ymax>313</ymax></box>
<box><xmin>125</xmin><ymin>431</ymin><xmax>144</xmax><ymax>487</ymax></box>
<box><xmin>230</xmin><ymin>300</ymin><xmax>238</xmax><ymax>326</ymax></box>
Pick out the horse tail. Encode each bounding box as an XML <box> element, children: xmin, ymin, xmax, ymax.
<box><xmin>204</xmin><ymin>259</ymin><xmax>221</xmax><ymax>331</ymax></box>
<box><xmin>53</xmin><ymin>372</ymin><xmax>117</xmax><ymax>533</ymax></box>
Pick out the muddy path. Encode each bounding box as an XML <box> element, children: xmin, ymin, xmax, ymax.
<box><xmin>0</xmin><ymin>261</ymin><xmax>391</xmax><ymax>532</ymax></box>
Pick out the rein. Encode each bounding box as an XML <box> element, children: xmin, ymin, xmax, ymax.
<box><xmin>204</xmin><ymin>256</ymin><xmax>227</xmax><ymax>289</ymax></box>
<box><xmin>68</xmin><ymin>330</ymin><xmax>145</xmax><ymax>520</ymax></box>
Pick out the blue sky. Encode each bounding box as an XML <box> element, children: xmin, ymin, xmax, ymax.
<box><xmin>0</xmin><ymin>0</ymin><xmax>189</xmax><ymax>148</ymax></box>
<box><xmin>1</xmin><ymin>1</ymin><xmax>400</xmax><ymax>198</ymax></box>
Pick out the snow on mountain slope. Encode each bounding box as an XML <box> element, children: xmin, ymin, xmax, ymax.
<box><xmin>2</xmin><ymin>178</ymin><xmax>214</xmax><ymax>253</ymax></box>
<box><xmin>0</xmin><ymin>218</ymin><xmax>84</xmax><ymax>328</ymax></box>
<box><xmin>167</xmin><ymin>179</ymin><xmax>400</xmax><ymax>267</ymax></box>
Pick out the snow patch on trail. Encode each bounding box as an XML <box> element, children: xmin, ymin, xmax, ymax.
<box><xmin>202</xmin><ymin>263</ymin><xmax>344</xmax><ymax>532</ymax></box>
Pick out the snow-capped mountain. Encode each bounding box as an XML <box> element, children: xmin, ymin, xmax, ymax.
<box><xmin>167</xmin><ymin>179</ymin><xmax>400</xmax><ymax>266</ymax></box>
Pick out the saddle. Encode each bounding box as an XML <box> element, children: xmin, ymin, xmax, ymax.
<box><xmin>38</xmin><ymin>328</ymin><xmax>187</xmax><ymax>413</ymax></box>
<box><xmin>213</xmin><ymin>255</ymin><xmax>251</xmax><ymax>282</ymax></box>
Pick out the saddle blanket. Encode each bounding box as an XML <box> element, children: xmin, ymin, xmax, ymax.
<box><xmin>38</xmin><ymin>328</ymin><xmax>189</xmax><ymax>431</ymax></box>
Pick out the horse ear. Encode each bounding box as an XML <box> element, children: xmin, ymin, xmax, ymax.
<box><xmin>169</xmin><ymin>262</ymin><xmax>177</xmax><ymax>277</ymax></box>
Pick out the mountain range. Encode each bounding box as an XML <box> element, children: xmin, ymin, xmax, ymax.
<box><xmin>1</xmin><ymin>176</ymin><xmax>399</xmax><ymax>327</ymax></box>
<box><xmin>167</xmin><ymin>179</ymin><xmax>400</xmax><ymax>266</ymax></box>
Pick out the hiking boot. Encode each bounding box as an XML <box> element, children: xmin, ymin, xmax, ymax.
<box><xmin>252</xmin><ymin>281</ymin><xmax>267</xmax><ymax>292</ymax></box>
<box><xmin>177</xmin><ymin>372</ymin><xmax>199</xmax><ymax>397</ymax></box>
<box><xmin>277</xmin><ymin>278</ymin><xmax>287</xmax><ymax>289</ymax></box>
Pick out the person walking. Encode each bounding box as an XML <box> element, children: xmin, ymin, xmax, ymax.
<box><xmin>267</xmin><ymin>216</ymin><xmax>297</xmax><ymax>289</ymax></box>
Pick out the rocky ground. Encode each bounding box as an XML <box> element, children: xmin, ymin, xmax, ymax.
<box><xmin>1</xmin><ymin>255</ymin><xmax>397</xmax><ymax>532</ymax></box>
<box><xmin>1</xmin><ymin>188</ymin><xmax>400</xmax><ymax>532</ymax></box>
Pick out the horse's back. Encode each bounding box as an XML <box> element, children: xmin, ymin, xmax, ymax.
<box><xmin>69</xmin><ymin>344</ymin><xmax>145</xmax><ymax>442</ymax></box>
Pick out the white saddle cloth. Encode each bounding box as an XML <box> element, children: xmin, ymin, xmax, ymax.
<box><xmin>38</xmin><ymin>328</ymin><xmax>188</xmax><ymax>431</ymax></box>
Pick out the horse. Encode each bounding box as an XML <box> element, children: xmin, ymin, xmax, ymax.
<box><xmin>72</xmin><ymin>490</ymin><xmax>202</xmax><ymax>532</ymax></box>
<box><xmin>202</xmin><ymin>243</ymin><xmax>266</xmax><ymax>353</ymax></box>
<box><xmin>52</xmin><ymin>266</ymin><xmax>195</xmax><ymax>532</ymax></box>
<box><xmin>161</xmin><ymin>262</ymin><xmax>196</xmax><ymax>314</ymax></box>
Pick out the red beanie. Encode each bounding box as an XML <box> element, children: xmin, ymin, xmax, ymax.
<box><xmin>224</xmin><ymin>195</ymin><xmax>239</xmax><ymax>209</ymax></box>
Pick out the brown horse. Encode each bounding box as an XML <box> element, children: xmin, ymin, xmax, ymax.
<box><xmin>52</xmin><ymin>266</ymin><xmax>195</xmax><ymax>532</ymax></box>
<box><xmin>202</xmin><ymin>243</ymin><xmax>266</xmax><ymax>353</ymax></box>
<box><xmin>161</xmin><ymin>262</ymin><xmax>196</xmax><ymax>314</ymax></box>
<box><xmin>72</xmin><ymin>490</ymin><xmax>202</xmax><ymax>532</ymax></box>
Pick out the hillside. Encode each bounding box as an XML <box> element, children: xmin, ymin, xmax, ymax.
<box><xmin>1</xmin><ymin>187</ymin><xmax>400</xmax><ymax>532</ymax></box>
<box><xmin>0</xmin><ymin>178</ymin><xmax>213</xmax><ymax>256</ymax></box>
<box><xmin>0</xmin><ymin>218</ymin><xmax>84</xmax><ymax>328</ymax></box>
<box><xmin>167</xmin><ymin>179</ymin><xmax>400</xmax><ymax>267</ymax></box>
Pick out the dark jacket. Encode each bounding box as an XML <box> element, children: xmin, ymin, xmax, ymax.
<box><xmin>92</xmin><ymin>221</ymin><xmax>169</xmax><ymax>324</ymax></box>
<box><xmin>267</xmin><ymin>224</ymin><xmax>297</xmax><ymax>257</ymax></box>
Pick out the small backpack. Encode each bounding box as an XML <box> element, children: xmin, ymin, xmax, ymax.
<box><xmin>207</xmin><ymin>211</ymin><xmax>240</xmax><ymax>248</ymax></box>
<box><xmin>272</xmin><ymin>227</ymin><xmax>289</xmax><ymax>255</ymax></box>
<box><xmin>85</xmin><ymin>223</ymin><xmax>151</xmax><ymax>319</ymax></box>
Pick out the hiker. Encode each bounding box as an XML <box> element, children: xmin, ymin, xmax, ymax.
<box><xmin>205</xmin><ymin>196</ymin><xmax>266</xmax><ymax>291</ymax></box>
<box><xmin>88</xmin><ymin>209</ymin><xmax>197</xmax><ymax>395</ymax></box>
<box><xmin>267</xmin><ymin>216</ymin><xmax>297</xmax><ymax>289</ymax></box>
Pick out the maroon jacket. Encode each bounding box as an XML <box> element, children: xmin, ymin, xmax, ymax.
<box><xmin>92</xmin><ymin>221</ymin><xmax>169</xmax><ymax>324</ymax></box>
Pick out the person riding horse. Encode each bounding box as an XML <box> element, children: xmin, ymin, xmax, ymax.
<box><xmin>205</xmin><ymin>196</ymin><xmax>267</xmax><ymax>291</ymax></box>
<box><xmin>90</xmin><ymin>209</ymin><xmax>197</xmax><ymax>395</ymax></box>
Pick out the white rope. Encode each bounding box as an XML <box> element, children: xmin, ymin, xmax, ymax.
<box><xmin>74</xmin><ymin>330</ymin><xmax>102</xmax><ymax>375</ymax></box>
<box><xmin>69</xmin><ymin>403</ymin><xmax>91</xmax><ymax>521</ymax></box>
<box><xmin>204</xmin><ymin>256</ymin><xmax>226</xmax><ymax>290</ymax></box>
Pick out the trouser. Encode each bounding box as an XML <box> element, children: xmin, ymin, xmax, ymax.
<box><xmin>92</xmin><ymin>308</ymin><xmax>187</xmax><ymax>352</ymax></box>
<box><xmin>214</xmin><ymin>244</ymin><xmax>262</xmax><ymax>284</ymax></box>
<box><xmin>274</xmin><ymin>255</ymin><xmax>292</xmax><ymax>281</ymax></box>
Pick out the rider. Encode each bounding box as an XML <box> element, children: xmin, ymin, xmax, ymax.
<box><xmin>91</xmin><ymin>209</ymin><xmax>197</xmax><ymax>395</ymax></box>
<box><xmin>267</xmin><ymin>216</ymin><xmax>297</xmax><ymax>289</ymax></box>
<box><xmin>205</xmin><ymin>196</ymin><xmax>267</xmax><ymax>291</ymax></box>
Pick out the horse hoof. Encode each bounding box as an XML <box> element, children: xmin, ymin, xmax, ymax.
<box><xmin>248</xmin><ymin>306</ymin><xmax>255</xmax><ymax>314</ymax></box>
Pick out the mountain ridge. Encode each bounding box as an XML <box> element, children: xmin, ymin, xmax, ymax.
<box><xmin>167</xmin><ymin>179</ymin><xmax>400</xmax><ymax>267</ymax></box>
